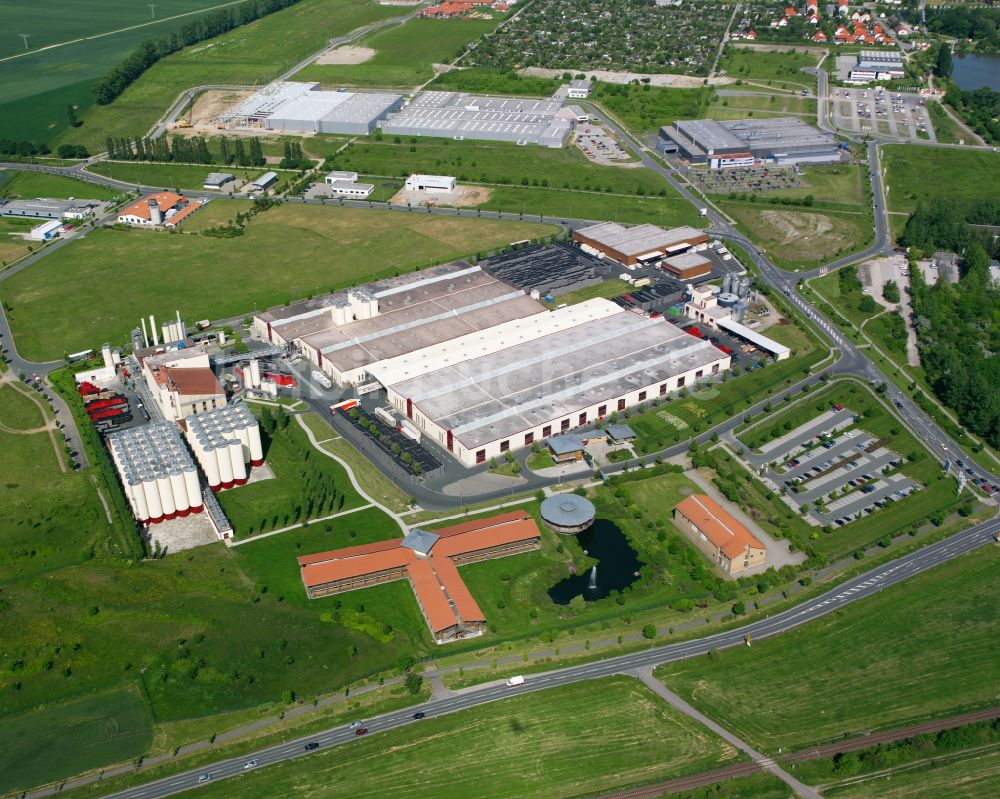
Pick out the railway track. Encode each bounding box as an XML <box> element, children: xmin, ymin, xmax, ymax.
<box><xmin>595</xmin><ymin>762</ymin><xmax>761</xmax><ymax>799</ymax></box>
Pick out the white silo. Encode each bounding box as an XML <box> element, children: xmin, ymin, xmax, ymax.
<box><xmin>248</xmin><ymin>418</ymin><xmax>264</xmax><ymax>466</ymax></box>
<box><xmin>170</xmin><ymin>468</ymin><xmax>190</xmax><ymax>516</ymax></box>
<box><xmin>156</xmin><ymin>471</ymin><xmax>176</xmax><ymax>519</ymax></box>
<box><xmin>183</xmin><ymin>465</ymin><xmax>203</xmax><ymax>512</ymax></box>
<box><xmin>247</xmin><ymin>359</ymin><xmax>261</xmax><ymax>389</ymax></box>
<box><xmin>148</xmin><ymin>198</ymin><xmax>163</xmax><ymax>225</ymax></box>
<box><xmin>202</xmin><ymin>437</ymin><xmax>222</xmax><ymax>491</ymax></box>
<box><xmin>229</xmin><ymin>439</ymin><xmax>247</xmax><ymax>484</ymax></box>
<box><xmin>217</xmin><ymin>442</ymin><xmax>234</xmax><ymax>488</ymax></box>
<box><xmin>128</xmin><ymin>476</ymin><xmax>150</xmax><ymax>523</ymax></box>
<box><xmin>143</xmin><ymin>476</ymin><xmax>164</xmax><ymax>523</ymax></box>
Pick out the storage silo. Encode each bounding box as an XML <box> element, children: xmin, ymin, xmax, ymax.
<box><xmin>229</xmin><ymin>439</ymin><xmax>248</xmax><ymax>485</ymax></box>
<box><xmin>127</xmin><ymin>476</ymin><xmax>150</xmax><ymax>523</ymax></box>
<box><xmin>143</xmin><ymin>476</ymin><xmax>164</xmax><ymax>524</ymax></box>
<box><xmin>170</xmin><ymin>468</ymin><xmax>190</xmax><ymax>516</ymax></box>
<box><xmin>183</xmin><ymin>465</ymin><xmax>203</xmax><ymax>512</ymax></box>
<box><xmin>217</xmin><ymin>442</ymin><xmax>235</xmax><ymax>489</ymax></box>
<box><xmin>722</xmin><ymin>274</ymin><xmax>732</xmax><ymax>294</ymax></box>
<box><xmin>156</xmin><ymin>471</ymin><xmax>176</xmax><ymax>520</ymax></box>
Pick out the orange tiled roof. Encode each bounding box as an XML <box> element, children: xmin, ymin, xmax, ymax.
<box><xmin>301</xmin><ymin>546</ymin><xmax>414</xmax><ymax>587</ymax></box>
<box><xmin>675</xmin><ymin>494</ymin><xmax>764</xmax><ymax>560</ymax></box>
<box><xmin>433</xmin><ymin>556</ymin><xmax>485</xmax><ymax>623</ymax></box>
<box><xmin>434</xmin><ymin>517</ymin><xmax>540</xmax><ymax>557</ymax></box>
<box><xmin>165</xmin><ymin>366</ymin><xmax>223</xmax><ymax>396</ymax></box>
<box><xmin>407</xmin><ymin>559</ymin><xmax>458</xmax><ymax>633</ymax></box>
<box><xmin>119</xmin><ymin>192</ymin><xmax>185</xmax><ymax>221</ymax></box>
<box><xmin>166</xmin><ymin>201</ymin><xmax>203</xmax><ymax>227</ymax></box>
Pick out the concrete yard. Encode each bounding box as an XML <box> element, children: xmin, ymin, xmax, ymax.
<box><xmin>829</xmin><ymin>86</ymin><xmax>935</xmax><ymax>141</ymax></box>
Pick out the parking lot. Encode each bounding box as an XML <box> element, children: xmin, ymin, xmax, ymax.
<box><xmin>741</xmin><ymin>405</ymin><xmax>920</xmax><ymax>527</ymax></box>
<box><xmin>575</xmin><ymin>126</ymin><xmax>632</xmax><ymax>164</ymax></box>
<box><xmin>690</xmin><ymin>165</ymin><xmax>805</xmax><ymax>195</ymax></box>
<box><xmin>830</xmin><ymin>86</ymin><xmax>935</xmax><ymax>141</ymax></box>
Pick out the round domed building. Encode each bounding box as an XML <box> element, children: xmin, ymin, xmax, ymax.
<box><xmin>540</xmin><ymin>493</ymin><xmax>596</xmax><ymax>534</ymax></box>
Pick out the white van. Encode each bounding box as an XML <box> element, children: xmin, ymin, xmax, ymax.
<box><xmin>506</xmin><ymin>675</ymin><xmax>525</xmax><ymax>687</ymax></box>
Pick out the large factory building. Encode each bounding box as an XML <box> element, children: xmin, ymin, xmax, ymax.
<box><xmin>372</xmin><ymin>298</ymin><xmax>730</xmax><ymax>467</ymax></box>
<box><xmin>573</xmin><ymin>222</ymin><xmax>708</xmax><ymax>267</ymax></box>
<box><xmin>660</xmin><ymin>118</ymin><xmax>840</xmax><ymax>168</ymax></box>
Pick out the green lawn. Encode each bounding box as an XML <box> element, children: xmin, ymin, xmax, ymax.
<box><xmin>0</xmin><ymin>381</ymin><xmax>48</xmax><ymax>429</ymax></box>
<box><xmin>328</xmin><ymin>136</ymin><xmax>672</xmax><ymax>196</ymax></box>
<box><xmin>591</xmin><ymin>84</ymin><xmax>714</xmax><ymax>134</ymax></box>
<box><xmin>810</xmin><ymin>268</ymin><xmax>878</xmax><ymax>328</ymax></box>
<box><xmin>216</xmin><ymin>413</ymin><xmax>367</xmax><ymax>538</ymax></box>
<box><xmin>192</xmin><ymin>677</ymin><xmax>744</xmax><ymax>799</ymax></box>
<box><xmin>85</xmin><ymin>162</ymin><xmax>299</xmax><ymax>192</ymax></box>
<box><xmin>925</xmin><ymin>100</ymin><xmax>966</xmax><ymax>145</ymax></box>
<box><xmin>478</xmin><ymin>186</ymin><xmax>704</xmax><ymax>227</ymax></box>
<box><xmin>764</xmin><ymin>164</ymin><xmax>865</xmax><ymax>205</ymax></box>
<box><xmin>717</xmin><ymin>46</ymin><xmax>824</xmax><ymax>90</ymax></box>
<box><xmin>708</xmin><ymin>93</ymin><xmax>817</xmax><ymax>119</ymax></box>
<box><xmin>541</xmin><ymin>278</ymin><xmax>629</xmax><ymax>308</ymax></box>
<box><xmin>525</xmin><ymin>449</ymin><xmax>555</xmax><ymax>470</ymax></box>
<box><xmin>51</xmin><ymin>0</ymin><xmax>402</xmax><ymax>153</ymax></box>
<box><xmin>0</xmin><ymin>169</ymin><xmax>121</xmax><ymax>200</ymax></box>
<box><xmin>657</xmin><ymin>549</ymin><xmax>1000</xmax><ymax>753</ymax></box>
<box><xmin>0</xmin><ymin>685</ymin><xmax>152</xmax><ymax>794</ymax></box>
<box><xmin>882</xmin><ymin>144</ymin><xmax>1000</xmax><ymax>214</ymax></box>
<box><xmin>720</xmin><ymin>202</ymin><xmax>873</xmax><ymax>269</ymax></box>
<box><xmin>0</xmin><ymin>203</ymin><xmax>555</xmax><ymax>360</ymax></box>
<box><xmin>295</xmin><ymin>19</ymin><xmax>498</xmax><ymax>88</ymax></box>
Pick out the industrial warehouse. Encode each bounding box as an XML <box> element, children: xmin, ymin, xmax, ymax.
<box><xmin>573</xmin><ymin>222</ymin><xmax>708</xmax><ymax>266</ymax></box>
<box><xmin>298</xmin><ymin>511</ymin><xmax>541</xmax><ymax>643</ymax></box>
<box><xmin>660</xmin><ymin>118</ymin><xmax>841</xmax><ymax>168</ymax></box>
<box><xmin>381</xmin><ymin>91</ymin><xmax>572</xmax><ymax>147</ymax></box>
<box><xmin>215</xmin><ymin>81</ymin><xmax>404</xmax><ymax>134</ymax></box>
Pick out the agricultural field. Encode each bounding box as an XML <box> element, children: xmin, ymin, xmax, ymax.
<box><xmin>327</xmin><ymin>135</ymin><xmax>671</xmax><ymax>196</ymax></box>
<box><xmin>0</xmin><ymin>169</ymin><xmax>121</xmax><ymax>201</ymax></box>
<box><xmin>719</xmin><ymin>202</ymin><xmax>873</xmax><ymax>269</ymax></box>
<box><xmin>657</xmin><ymin>549</ymin><xmax>1000</xmax><ymax>753</ymax></box>
<box><xmin>0</xmin><ymin>203</ymin><xmax>555</xmax><ymax>361</ymax></box>
<box><xmin>717</xmin><ymin>46</ymin><xmax>824</xmax><ymax>90</ymax></box>
<box><xmin>0</xmin><ymin>0</ymin><xmax>234</xmax><ymax>143</ymax></box>
<box><xmin>296</xmin><ymin>19</ymin><xmax>498</xmax><ymax>89</ymax></box>
<box><xmin>474</xmin><ymin>0</ymin><xmax>734</xmax><ymax>76</ymax></box>
<box><xmin>51</xmin><ymin>0</ymin><xmax>402</xmax><ymax>153</ymax></box>
<box><xmin>881</xmin><ymin>144</ymin><xmax>1000</xmax><ymax>214</ymax></box>
<box><xmin>592</xmin><ymin>84</ymin><xmax>714</xmax><ymax>135</ymax></box>
<box><xmin>0</xmin><ymin>686</ymin><xmax>152</xmax><ymax>794</ymax></box>
<box><xmin>193</xmin><ymin>677</ymin><xmax>745</xmax><ymax>799</ymax></box>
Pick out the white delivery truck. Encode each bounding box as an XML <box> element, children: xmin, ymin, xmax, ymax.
<box><xmin>312</xmin><ymin>370</ymin><xmax>333</xmax><ymax>390</ymax></box>
<box><xmin>506</xmin><ymin>675</ymin><xmax>525</xmax><ymax>687</ymax></box>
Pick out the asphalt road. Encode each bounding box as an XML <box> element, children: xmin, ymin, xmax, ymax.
<box><xmin>98</xmin><ymin>512</ymin><xmax>1000</xmax><ymax>799</ymax></box>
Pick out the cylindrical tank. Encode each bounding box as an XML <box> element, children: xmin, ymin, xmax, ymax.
<box><xmin>156</xmin><ymin>472</ymin><xmax>176</xmax><ymax>520</ymax></box>
<box><xmin>718</xmin><ymin>292</ymin><xmax>739</xmax><ymax>307</ymax></box>
<box><xmin>147</xmin><ymin>198</ymin><xmax>162</xmax><ymax>225</ymax></box>
<box><xmin>200</xmin><ymin>436</ymin><xmax>221</xmax><ymax>489</ymax></box>
<box><xmin>183</xmin><ymin>465</ymin><xmax>203</xmax><ymax>512</ymax></box>
<box><xmin>738</xmin><ymin>277</ymin><xmax>751</xmax><ymax>298</ymax></box>
<box><xmin>143</xmin><ymin>477</ymin><xmax>163</xmax><ymax>524</ymax></box>
<box><xmin>722</xmin><ymin>274</ymin><xmax>732</xmax><ymax>294</ymax></box>
<box><xmin>170</xmin><ymin>469</ymin><xmax>190</xmax><ymax>516</ymax></box>
<box><xmin>127</xmin><ymin>476</ymin><xmax>150</xmax><ymax>522</ymax></box>
<box><xmin>217</xmin><ymin>443</ymin><xmax>234</xmax><ymax>489</ymax></box>
<box><xmin>229</xmin><ymin>439</ymin><xmax>248</xmax><ymax>485</ymax></box>
<box><xmin>248</xmin><ymin>421</ymin><xmax>264</xmax><ymax>466</ymax></box>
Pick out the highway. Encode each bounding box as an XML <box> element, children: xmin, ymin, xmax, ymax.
<box><xmin>98</xmin><ymin>511</ymin><xmax>1000</xmax><ymax>799</ymax></box>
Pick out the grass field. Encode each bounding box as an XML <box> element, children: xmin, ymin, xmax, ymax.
<box><xmin>86</xmin><ymin>162</ymin><xmax>299</xmax><ymax>192</ymax></box>
<box><xmin>764</xmin><ymin>164</ymin><xmax>865</xmax><ymax>205</ymax></box>
<box><xmin>295</xmin><ymin>19</ymin><xmax>497</xmax><ymax>88</ymax></box>
<box><xmin>0</xmin><ymin>217</ymin><xmax>34</xmax><ymax>265</ymax></box>
<box><xmin>216</xmin><ymin>412</ymin><xmax>367</xmax><ymax>537</ymax></box>
<box><xmin>657</xmin><ymin>549</ymin><xmax>1000</xmax><ymax>753</ymax></box>
<box><xmin>0</xmin><ymin>169</ymin><xmax>121</xmax><ymax>201</ymax></box>
<box><xmin>192</xmin><ymin>677</ymin><xmax>744</xmax><ymax>799</ymax></box>
<box><xmin>810</xmin><ymin>267</ymin><xmax>876</xmax><ymax>328</ymax></box>
<box><xmin>540</xmin><ymin>278</ymin><xmax>629</xmax><ymax>308</ymax></box>
<box><xmin>0</xmin><ymin>685</ymin><xmax>152</xmax><ymax>794</ymax></box>
<box><xmin>478</xmin><ymin>186</ymin><xmax>704</xmax><ymax>227</ymax></box>
<box><xmin>925</xmin><ymin>100</ymin><xmax>966</xmax><ymax>145</ymax></box>
<box><xmin>51</xmin><ymin>0</ymin><xmax>402</xmax><ymax>153</ymax></box>
<box><xmin>591</xmin><ymin>84</ymin><xmax>714</xmax><ymax>134</ymax></box>
<box><xmin>328</xmin><ymin>136</ymin><xmax>672</xmax><ymax>196</ymax></box>
<box><xmin>717</xmin><ymin>47</ymin><xmax>824</xmax><ymax>90</ymax></box>
<box><xmin>0</xmin><ymin>204</ymin><xmax>554</xmax><ymax>361</ymax></box>
<box><xmin>882</xmin><ymin>144</ymin><xmax>1000</xmax><ymax>214</ymax></box>
<box><xmin>708</xmin><ymin>93</ymin><xmax>817</xmax><ymax>120</ymax></box>
<box><xmin>0</xmin><ymin>0</ymin><xmax>234</xmax><ymax>143</ymax></box>
<box><xmin>720</xmin><ymin>202</ymin><xmax>873</xmax><ymax>269</ymax></box>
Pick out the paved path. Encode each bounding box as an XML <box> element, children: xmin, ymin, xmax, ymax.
<box><xmin>634</xmin><ymin>667</ymin><xmax>824</xmax><ymax>799</ymax></box>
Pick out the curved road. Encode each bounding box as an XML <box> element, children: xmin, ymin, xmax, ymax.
<box><xmin>98</xmin><ymin>511</ymin><xmax>1000</xmax><ymax>799</ymax></box>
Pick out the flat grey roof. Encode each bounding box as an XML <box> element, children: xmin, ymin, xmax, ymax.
<box><xmin>664</xmin><ymin>253</ymin><xmax>710</xmax><ymax>270</ymax></box>
<box><xmin>204</xmin><ymin>172</ymin><xmax>234</xmax><ymax>183</ymax></box>
<box><xmin>1</xmin><ymin>198</ymin><xmax>96</xmax><ymax>213</ymax></box>
<box><xmin>389</xmin><ymin>311</ymin><xmax>726</xmax><ymax>449</ymax></box>
<box><xmin>541</xmin><ymin>494</ymin><xmax>595</xmax><ymax>527</ymax></box>
<box><xmin>669</xmin><ymin>117</ymin><xmax>836</xmax><ymax>156</ymax></box>
<box><xmin>547</xmin><ymin>434</ymin><xmax>585</xmax><ymax>455</ymax></box>
<box><xmin>674</xmin><ymin>119</ymin><xmax>747</xmax><ymax>152</ymax></box>
<box><xmin>327</xmin><ymin>179</ymin><xmax>373</xmax><ymax>191</ymax></box>
<box><xmin>605</xmin><ymin>424</ymin><xmax>636</xmax><ymax>441</ymax></box>
<box><xmin>576</xmin><ymin>222</ymin><xmax>705</xmax><ymax>257</ymax></box>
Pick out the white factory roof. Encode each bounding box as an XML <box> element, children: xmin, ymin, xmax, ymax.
<box><xmin>576</xmin><ymin>222</ymin><xmax>706</xmax><ymax>257</ymax></box>
<box><xmin>382</xmin><ymin>302</ymin><xmax>727</xmax><ymax>448</ymax></box>
<box><xmin>222</xmin><ymin>81</ymin><xmax>318</xmax><ymax>119</ymax></box>
<box><xmin>326</xmin><ymin>170</ymin><xmax>359</xmax><ymax>182</ymax></box>
<box><xmin>327</xmin><ymin>179</ymin><xmax>374</xmax><ymax>192</ymax></box>
<box><xmin>718</xmin><ymin>318</ymin><xmax>791</xmax><ymax>358</ymax></box>
<box><xmin>664</xmin><ymin>252</ymin><xmax>710</xmax><ymax>269</ymax></box>
<box><xmin>369</xmin><ymin>298</ymin><xmax>621</xmax><ymax>387</ymax></box>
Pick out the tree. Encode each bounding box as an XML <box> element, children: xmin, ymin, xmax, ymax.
<box><xmin>404</xmin><ymin>672</ymin><xmax>423</xmax><ymax>695</ymax></box>
<box><xmin>882</xmin><ymin>280</ymin><xmax>900</xmax><ymax>304</ymax></box>
<box><xmin>731</xmin><ymin>602</ymin><xmax>746</xmax><ymax>616</ymax></box>
<box><xmin>395</xmin><ymin>654</ymin><xmax>415</xmax><ymax>672</ymax></box>
<box><xmin>641</xmin><ymin>624</ymin><xmax>656</xmax><ymax>640</ymax></box>
<box><xmin>936</xmin><ymin>43</ymin><xmax>953</xmax><ymax>78</ymax></box>
<box><xmin>67</xmin><ymin>105</ymin><xmax>81</xmax><ymax>128</ymax></box>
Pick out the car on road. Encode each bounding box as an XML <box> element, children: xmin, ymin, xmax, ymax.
<box><xmin>349</xmin><ymin>720</ymin><xmax>363</xmax><ymax>729</ymax></box>
<box><xmin>355</xmin><ymin>728</ymin><xmax>369</xmax><ymax>736</ymax></box>
<box><xmin>198</xmin><ymin>774</ymin><xmax>212</xmax><ymax>783</ymax></box>
<box><xmin>244</xmin><ymin>760</ymin><xmax>258</xmax><ymax>770</ymax></box>
<box><xmin>413</xmin><ymin>712</ymin><xmax>426</xmax><ymax>719</ymax></box>
<box><xmin>304</xmin><ymin>742</ymin><xmax>320</xmax><ymax>751</ymax></box>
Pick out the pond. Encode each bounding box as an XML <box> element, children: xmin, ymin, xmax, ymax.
<box><xmin>548</xmin><ymin>519</ymin><xmax>643</xmax><ymax>604</ymax></box>
<box><xmin>951</xmin><ymin>53</ymin><xmax>1000</xmax><ymax>92</ymax></box>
